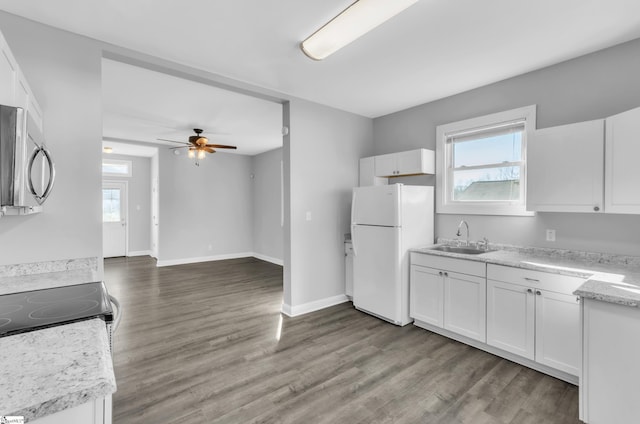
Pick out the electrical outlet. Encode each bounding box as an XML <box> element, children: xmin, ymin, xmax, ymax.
<box><xmin>546</xmin><ymin>229</ymin><xmax>556</xmax><ymax>242</ymax></box>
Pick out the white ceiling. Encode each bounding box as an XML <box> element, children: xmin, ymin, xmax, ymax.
<box><xmin>1</xmin><ymin>0</ymin><xmax>640</xmax><ymax>119</ymax></box>
<box><xmin>101</xmin><ymin>59</ymin><xmax>283</xmax><ymax>156</ymax></box>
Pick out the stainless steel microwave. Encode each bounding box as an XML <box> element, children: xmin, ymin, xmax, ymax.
<box><xmin>0</xmin><ymin>104</ymin><xmax>55</xmax><ymax>214</ymax></box>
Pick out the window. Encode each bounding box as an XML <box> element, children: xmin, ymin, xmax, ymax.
<box><xmin>436</xmin><ymin>105</ymin><xmax>536</xmax><ymax>216</ymax></box>
<box><xmin>102</xmin><ymin>188</ymin><xmax>121</xmax><ymax>222</ymax></box>
<box><xmin>102</xmin><ymin>159</ymin><xmax>132</xmax><ymax>177</ymax></box>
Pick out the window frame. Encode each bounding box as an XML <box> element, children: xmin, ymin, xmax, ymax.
<box><xmin>436</xmin><ymin>105</ymin><xmax>536</xmax><ymax>216</ymax></box>
<box><xmin>102</xmin><ymin>159</ymin><xmax>132</xmax><ymax>177</ymax></box>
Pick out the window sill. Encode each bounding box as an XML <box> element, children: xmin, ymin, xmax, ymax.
<box><xmin>437</xmin><ymin>204</ymin><xmax>535</xmax><ymax>217</ymax></box>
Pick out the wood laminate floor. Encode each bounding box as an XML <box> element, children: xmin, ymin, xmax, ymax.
<box><xmin>104</xmin><ymin>256</ymin><xmax>580</xmax><ymax>424</ymax></box>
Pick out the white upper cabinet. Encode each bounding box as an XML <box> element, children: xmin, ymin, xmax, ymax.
<box><xmin>605</xmin><ymin>106</ymin><xmax>640</xmax><ymax>214</ymax></box>
<box><xmin>359</xmin><ymin>156</ymin><xmax>387</xmax><ymax>186</ymax></box>
<box><xmin>373</xmin><ymin>149</ymin><xmax>435</xmax><ymax>178</ymax></box>
<box><xmin>0</xmin><ymin>27</ymin><xmax>44</xmax><ymax>132</ymax></box>
<box><xmin>0</xmin><ymin>30</ymin><xmax>18</xmax><ymax>107</ymax></box>
<box><xmin>527</xmin><ymin>120</ymin><xmax>604</xmax><ymax>213</ymax></box>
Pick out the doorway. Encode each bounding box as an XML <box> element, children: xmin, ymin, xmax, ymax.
<box><xmin>103</xmin><ymin>180</ymin><xmax>128</xmax><ymax>258</ymax></box>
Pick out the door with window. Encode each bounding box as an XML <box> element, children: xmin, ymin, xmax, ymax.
<box><xmin>103</xmin><ymin>181</ymin><xmax>127</xmax><ymax>258</ymax></box>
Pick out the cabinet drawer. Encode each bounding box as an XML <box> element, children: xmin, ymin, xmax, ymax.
<box><xmin>487</xmin><ymin>264</ymin><xmax>585</xmax><ymax>295</ymax></box>
<box><xmin>411</xmin><ymin>252</ymin><xmax>486</xmax><ymax>277</ymax></box>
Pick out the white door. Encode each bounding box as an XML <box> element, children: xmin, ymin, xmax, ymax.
<box><xmin>103</xmin><ymin>181</ymin><xmax>127</xmax><ymax>258</ymax></box>
<box><xmin>351</xmin><ymin>185</ymin><xmax>400</xmax><ymax>227</ymax></box>
<box><xmin>443</xmin><ymin>271</ymin><xmax>487</xmax><ymax>342</ymax></box>
<box><xmin>605</xmin><ymin>106</ymin><xmax>640</xmax><ymax>214</ymax></box>
<box><xmin>535</xmin><ymin>290</ymin><xmax>581</xmax><ymax>376</ymax></box>
<box><xmin>352</xmin><ymin>225</ymin><xmax>401</xmax><ymax>324</ymax></box>
<box><xmin>527</xmin><ymin>119</ymin><xmax>604</xmax><ymax>213</ymax></box>
<box><xmin>486</xmin><ymin>280</ymin><xmax>535</xmax><ymax>360</ymax></box>
<box><xmin>409</xmin><ymin>265</ymin><xmax>444</xmax><ymax>327</ymax></box>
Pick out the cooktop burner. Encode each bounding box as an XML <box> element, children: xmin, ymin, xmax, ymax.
<box><xmin>0</xmin><ymin>282</ymin><xmax>113</xmax><ymax>337</ymax></box>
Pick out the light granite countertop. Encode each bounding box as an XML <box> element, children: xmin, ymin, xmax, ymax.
<box><xmin>0</xmin><ymin>268</ymin><xmax>100</xmax><ymax>296</ymax></box>
<box><xmin>412</xmin><ymin>242</ymin><xmax>640</xmax><ymax>309</ymax></box>
<box><xmin>0</xmin><ymin>258</ymin><xmax>114</xmax><ymax>422</ymax></box>
<box><xmin>0</xmin><ymin>318</ymin><xmax>116</xmax><ymax>421</ymax></box>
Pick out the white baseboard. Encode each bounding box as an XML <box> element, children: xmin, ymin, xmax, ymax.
<box><xmin>281</xmin><ymin>294</ymin><xmax>349</xmax><ymax>317</ymax></box>
<box><xmin>156</xmin><ymin>252</ymin><xmax>284</xmax><ymax>267</ymax></box>
<box><xmin>156</xmin><ymin>252</ymin><xmax>253</xmax><ymax>267</ymax></box>
<box><xmin>127</xmin><ymin>250</ymin><xmax>153</xmax><ymax>257</ymax></box>
<box><xmin>252</xmin><ymin>253</ymin><xmax>283</xmax><ymax>266</ymax></box>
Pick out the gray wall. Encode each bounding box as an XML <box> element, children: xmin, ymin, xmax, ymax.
<box><xmin>102</xmin><ymin>153</ymin><xmax>151</xmax><ymax>254</ymax></box>
<box><xmin>0</xmin><ymin>13</ymin><xmax>103</xmax><ymax>269</ymax></box>
<box><xmin>251</xmin><ymin>147</ymin><xmax>283</xmax><ymax>263</ymax></box>
<box><xmin>284</xmin><ymin>98</ymin><xmax>372</xmax><ymax>310</ymax></box>
<box><xmin>157</xmin><ymin>148</ymin><xmax>254</xmax><ymax>263</ymax></box>
<box><xmin>373</xmin><ymin>37</ymin><xmax>640</xmax><ymax>256</ymax></box>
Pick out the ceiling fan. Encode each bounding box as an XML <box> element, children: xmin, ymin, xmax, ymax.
<box><xmin>158</xmin><ymin>128</ymin><xmax>237</xmax><ymax>166</ymax></box>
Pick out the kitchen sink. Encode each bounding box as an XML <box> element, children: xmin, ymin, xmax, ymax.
<box><xmin>429</xmin><ymin>245</ymin><xmax>488</xmax><ymax>255</ymax></box>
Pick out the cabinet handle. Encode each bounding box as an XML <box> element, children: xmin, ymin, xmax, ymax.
<box><xmin>438</xmin><ymin>271</ymin><xmax>443</xmax><ymax>276</ymax></box>
<box><xmin>526</xmin><ymin>288</ymin><xmax>533</xmax><ymax>294</ymax></box>
<box><xmin>535</xmin><ymin>290</ymin><xmax>542</xmax><ymax>296</ymax></box>
<box><xmin>576</xmin><ymin>296</ymin><xmax>581</xmax><ymax>302</ymax></box>
<box><xmin>444</xmin><ymin>272</ymin><xmax>449</xmax><ymax>277</ymax></box>
<box><xmin>594</xmin><ymin>206</ymin><xmax>600</xmax><ymax>212</ymax></box>
<box><xmin>524</xmin><ymin>277</ymin><xmax>540</xmax><ymax>282</ymax></box>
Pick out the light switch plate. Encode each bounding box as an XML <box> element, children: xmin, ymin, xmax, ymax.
<box><xmin>546</xmin><ymin>229</ymin><xmax>556</xmax><ymax>242</ymax></box>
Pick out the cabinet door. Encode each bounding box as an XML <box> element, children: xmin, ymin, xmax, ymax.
<box><xmin>410</xmin><ymin>265</ymin><xmax>443</xmax><ymax>327</ymax></box>
<box><xmin>535</xmin><ymin>290</ymin><xmax>581</xmax><ymax>376</ymax></box>
<box><xmin>359</xmin><ymin>156</ymin><xmax>387</xmax><ymax>186</ymax></box>
<box><xmin>0</xmin><ymin>31</ymin><xmax>17</xmax><ymax>106</ymax></box>
<box><xmin>374</xmin><ymin>153</ymin><xmax>397</xmax><ymax>177</ymax></box>
<box><xmin>605</xmin><ymin>106</ymin><xmax>640</xmax><ymax>214</ymax></box>
<box><xmin>395</xmin><ymin>150</ymin><xmax>423</xmax><ymax>175</ymax></box>
<box><xmin>345</xmin><ymin>242</ymin><xmax>353</xmax><ymax>298</ymax></box>
<box><xmin>486</xmin><ymin>280</ymin><xmax>535</xmax><ymax>359</ymax></box>
<box><xmin>527</xmin><ymin>120</ymin><xmax>604</xmax><ymax>213</ymax></box>
<box><xmin>30</xmin><ymin>397</ymin><xmax>105</xmax><ymax>423</ymax></box>
<box><xmin>444</xmin><ymin>271</ymin><xmax>486</xmax><ymax>342</ymax></box>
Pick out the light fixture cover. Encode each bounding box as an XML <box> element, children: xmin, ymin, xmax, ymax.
<box><xmin>301</xmin><ymin>0</ymin><xmax>419</xmax><ymax>60</ymax></box>
<box><xmin>103</xmin><ymin>146</ymin><xmax>113</xmax><ymax>153</ymax></box>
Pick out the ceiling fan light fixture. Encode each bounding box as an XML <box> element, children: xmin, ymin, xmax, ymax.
<box><xmin>300</xmin><ymin>0</ymin><xmax>419</xmax><ymax>60</ymax></box>
<box><xmin>197</xmin><ymin>149</ymin><xmax>206</xmax><ymax>160</ymax></box>
<box><xmin>188</xmin><ymin>148</ymin><xmax>196</xmax><ymax>159</ymax></box>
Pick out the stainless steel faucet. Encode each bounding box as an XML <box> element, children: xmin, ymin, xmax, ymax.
<box><xmin>456</xmin><ymin>220</ymin><xmax>469</xmax><ymax>246</ymax></box>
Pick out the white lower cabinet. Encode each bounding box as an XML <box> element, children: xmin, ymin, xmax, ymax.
<box><xmin>582</xmin><ymin>298</ymin><xmax>640</xmax><ymax>423</ymax></box>
<box><xmin>410</xmin><ymin>253</ymin><xmax>585</xmax><ymax>384</ymax></box>
<box><xmin>443</xmin><ymin>271</ymin><xmax>486</xmax><ymax>342</ymax></box>
<box><xmin>535</xmin><ymin>290</ymin><xmax>581</xmax><ymax>375</ymax></box>
<box><xmin>410</xmin><ymin>253</ymin><xmax>486</xmax><ymax>342</ymax></box>
<box><xmin>31</xmin><ymin>395</ymin><xmax>112</xmax><ymax>424</ymax></box>
<box><xmin>410</xmin><ymin>264</ymin><xmax>443</xmax><ymax>327</ymax></box>
<box><xmin>487</xmin><ymin>264</ymin><xmax>583</xmax><ymax>378</ymax></box>
<box><xmin>486</xmin><ymin>279</ymin><xmax>535</xmax><ymax>360</ymax></box>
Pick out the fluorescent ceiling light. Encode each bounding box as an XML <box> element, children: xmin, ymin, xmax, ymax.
<box><xmin>301</xmin><ymin>0</ymin><xmax>419</xmax><ymax>60</ymax></box>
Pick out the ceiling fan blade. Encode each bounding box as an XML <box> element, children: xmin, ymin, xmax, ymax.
<box><xmin>204</xmin><ymin>147</ymin><xmax>216</xmax><ymax>154</ymax></box>
<box><xmin>158</xmin><ymin>138</ymin><xmax>189</xmax><ymax>145</ymax></box>
<box><xmin>169</xmin><ymin>146</ymin><xmax>188</xmax><ymax>149</ymax></box>
<box><xmin>205</xmin><ymin>144</ymin><xmax>237</xmax><ymax>149</ymax></box>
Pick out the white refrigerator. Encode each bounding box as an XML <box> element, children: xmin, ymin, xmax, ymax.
<box><xmin>351</xmin><ymin>184</ymin><xmax>434</xmax><ymax>326</ymax></box>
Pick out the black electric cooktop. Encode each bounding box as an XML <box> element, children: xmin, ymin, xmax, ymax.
<box><xmin>0</xmin><ymin>282</ymin><xmax>113</xmax><ymax>337</ymax></box>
